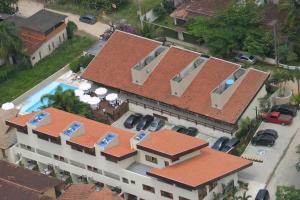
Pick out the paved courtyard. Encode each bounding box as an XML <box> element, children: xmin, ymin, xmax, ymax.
<box><xmin>239</xmin><ymin>114</ymin><xmax>300</xmax><ymax>198</ymax></box>
<box><xmin>18</xmin><ymin>0</ymin><xmax>109</xmax><ymax>38</ymax></box>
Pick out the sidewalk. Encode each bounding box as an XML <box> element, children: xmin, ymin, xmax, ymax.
<box><xmin>17</xmin><ymin>0</ymin><xmax>109</xmax><ymax>38</ymax></box>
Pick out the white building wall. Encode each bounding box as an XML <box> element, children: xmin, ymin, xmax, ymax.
<box><xmin>13</xmin><ymin>129</ymin><xmax>241</xmax><ymax>200</ymax></box>
<box><xmin>30</xmin><ymin>28</ymin><xmax>67</xmax><ymax>66</ymax></box>
<box><xmin>240</xmin><ymin>84</ymin><xmax>267</xmax><ymax>121</ymax></box>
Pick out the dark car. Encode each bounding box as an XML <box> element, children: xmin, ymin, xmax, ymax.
<box><xmin>256</xmin><ymin>129</ymin><xmax>278</xmax><ymax>139</ymax></box>
<box><xmin>171</xmin><ymin>125</ymin><xmax>188</xmax><ymax>134</ymax></box>
<box><xmin>212</xmin><ymin>137</ymin><xmax>230</xmax><ymax>150</ymax></box>
<box><xmin>148</xmin><ymin>118</ymin><xmax>165</xmax><ymax>131</ymax></box>
<box><xmin>136</xmin><ymin>115</ymin><xmax>154</xmax><ymax>131</ymax></box>
<box><xmin>123</xmin><ymin>114</ymin><xmax>142</xmax><ymax>129</ymax></box>
<box><xmin>186</xmin><ymin>127</ymin><xmax>198</xmax><ymax>137</ymax></box>
<box><xmin>271</xmin><ymin>104</ymin><xmax>297</xmax><ymax>117</ymax></box>
<box><xmin>255</xmin><ymin>189</ymin><xmax>270</xmax><ymax>200</ymax></box>
<box><xmin>220</xmin><ymin>138</ymin><xmax>240</xmax><ymax>153</ymax></box>
<box><xmin>79</xmin><ymin>14</ymin><xmax>97</xmax><ymax>24</ymax></box>
<box><xmin>251</xmin><ymin>135</ymin><xmax>275</xmax><ymax>147</ymax></box>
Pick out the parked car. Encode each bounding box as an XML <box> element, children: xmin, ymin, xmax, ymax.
<box><xmin>256</xmin><ymin>129</ymin><xmax>278</xmax><ymax>139</ymax></box>
<box><xmin>251</xmin><ymin>135</ymin><xmax>275</xmax><ymax>147</ymax></box>
<box><xmin>171</xmin><ymin>125</ymin><xmax>187</xmax><ymax>134</ymax></box>
<box><xmin>212</xmin><ymin>137</ymin><xmax>230</xmax><ymax>150</ymax></box>
<box><xmin>185</xmin><ymin>127</ymin><xmax>198</xmax><ymax>137</ymax></box>
<box><xmin>79</xmin><ymin>14</ymin><xmax>97</xmax><ymax>24</ymax></box>
<box><xmin>255</xmin><ymin>189</ymin><xmax>270</xmax><ymax>200</ymax></box>
<box><xmin>271</xmin><ymin>104</ymin><xmax>297</xmax><ymax>117</ymax></box>
<box><xmin>262</xmin><ymin>112</ymin><xmax>293</xmax><ymax>125</ymax></box>
<box><xmin>123</xmin><ymin>114</ymin><xmax>142</xmax><ymax>129</ymax></box>
<box><xmin>136</xmin><ymin>115</ymin><xmax>154</xmax><ymax>131</ymax></box>
<box><xmin>220</xmin><ymin>138</ymin><xmax>240</xmax><ymax>153</ymax></box>
<box><xmin>148</xmin><ymin>118</ymin><xmax>165</xmax><ymax>131</ymax></box>
<box><xmin>234</xmin><ymin>53</ymin><xmax>256</xmax><ymax>64</ymax></box>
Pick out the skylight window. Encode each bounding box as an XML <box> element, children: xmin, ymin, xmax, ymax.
<box><xmin>63</xmin><ymin>122</ymin><xmax>81</xmax><ymax>136</ymax></box>
<box><xmin>30</xmin><ymin>112</ymin><xmax>49</xmax><ymax>126</ymax></box>
<box><xmin>97</xmin><ymin>133</ymin><xmax>117</xmax><ymax>148</ymax></box>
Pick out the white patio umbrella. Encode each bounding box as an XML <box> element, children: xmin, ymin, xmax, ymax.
<box><xmin>79</xmin><ymin>95</ymin><xmax>91</xmax><ymax>103</ymax></box>
<box><xmin>79</xmin><ymin>82</ymin><xmax>92</xmax><ymax>91</ymax></box>
<box><xmin>74</xmin><ymin>89</ymin><xmax>84</xmax><ymax>97</ymax></box>
<box><xmin>88</xmin><ymin>97</ymin><xmax>101</xmax><ymax>110</ymax></box>
<box><xmin>1</xmin><ymin>102</ymin><xmax>15</xmax><ymax>110</ymax></box>
<box><xmin>105</xmin><ymin>93</ymin><xmax>118</xmax><ymax>102</ymax></box>
<box><xmin>95</xmin><ymin>87</ymin><xmax>107</xmax><ymax>96</ymax></box>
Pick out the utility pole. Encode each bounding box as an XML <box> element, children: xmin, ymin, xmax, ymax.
<box><xmin>273</xmin><ymin>21</ymin><xmax>279</xmax><ymax>66</ymax></box>
<box><xmin>137</xmin><ymin>0</ymin><xmax>143</xmax><ymax>29</ymax></box>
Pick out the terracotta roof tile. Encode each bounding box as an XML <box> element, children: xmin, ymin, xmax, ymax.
<box><xmin>7</xmin><ymin>108</ymin><xmax>135</xmax><ymax>158</ymax></box>
<box><xmin>148</xmin><ymin>147</ymin><xmax>252</xmax><ymax>188</ymax></box>
<box><xmin>83</xmin><ymin>32</ymin><xmax>269</xmax><ymax>124</ymax></box>
<box><xmin>137</xmin><ymin>129</ymin><xmax>208</xmax><ymax>159</ymax></box>
<box><xmin>59</xmin><ymin>184</ymin><xmax>123</xmax><ymax>200</ymax></box>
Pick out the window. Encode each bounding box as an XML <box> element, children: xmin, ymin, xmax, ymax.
<box><xmin>164</xmin><ymin>161</ymin><xmax>169</xmax><ymax>167</ymax></box>
<box><xmin>198</xmin><ymin>187</ymin><xmax>207</xmax><ymax>200</ymax></box>
<box><xmin>209</xmin><ymin>181</ymin><xmax>217</xmax><ymax>192</ymax></box>
<box><xmin>48</xmin><ymin>44</ymin><xmax>51</xmax><ymax>51</ymax></box>
<box><xmin>142</xmin><ymin>184</ymin><xmax>155</xmax><ymax>193</ymax></box>
<box><xmin>131</xmin><ymin>180</ymin><xmax>135</xmax><ymax>184</ymax></box>
<box><xmin>32</xmin><ymin>56</ymin><xmax>35</xmax><ymax>60</ymax></box>
<box><xmin>161</xmin><ymin>190</ymin><xmax>173</xmax><ymax>199</ymax></box>
<box><xmin>179</xmin><ymin>197</ymin><xmax>190</xmax><ymax>200</ymax></box>
<box><xmin>62</xmin><ymin>33</ymin><xmax>65</xmax><ymax>40</ymax></box>
<box><xmin>59</xmin><ymin>36</ymin><xmax>62</xmax><ymax>43</ymax></box>
<box><xmin>54</xmin><ymin>154</ymin><xmax>66</xmax><ymax>162</ymax></box>
<box><xmin>87</xmin><ymin>165</ymin><xmax>102</xmax><ymax>174</ymax></box>
<box><xmin>145</xmin><ymin>155</ymin><xmax>158</xmax><ymax>164</ymax></box>
<box><xmin>103</xmin><ymin>171</ymin><xmax>120</xmax><ymax>181</ymax></box>
<box><xmin>52</xmin><ymin>42</ymin><xmax>55</xmax><ymax>49</ymax></box>
<box><xmin>50</xmin><ymin>137</ymin><xmax>61</xmax><ymax>145</ymax></box>
<box><xmin>37</xmin><ymin>134</ymin><xmax>49</xmax><ymax>141</ymax></box>
<box><xmin>122</xmin><ymin>178</ymin><xmax>129</xmax><ymax>183</ymax></box>
<box><xmin>39</xmin><ymin>51</ymin><xmax>42</xmax><ymax>59</ymax></box>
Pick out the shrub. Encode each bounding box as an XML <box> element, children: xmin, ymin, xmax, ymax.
<box><xmin>66</xmin><ymin>21</ymin><xmax>78</xmax><ymax>39</ymax></box>
<box><xmin>69</xmin><ymin>54</ymin><xmax>94</xmax><ymax>73</ymax></box>
<box><xmin>153</xmin><ymin>6</ymin><xmax>167</xmax><ymax>19</ymax></box>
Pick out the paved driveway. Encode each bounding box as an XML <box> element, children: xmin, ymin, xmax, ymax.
<box><xmin>18</xmin><ymin>0</ymin><xmax>109</xmax><ymax>38</ymax></box>
<box><xmin>239</xmin><ymin>114</ymin><xmax>300</xmax><ymax>198</ymax></box>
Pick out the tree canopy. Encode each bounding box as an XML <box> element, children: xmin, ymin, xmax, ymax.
<box><xmin>0</xmin><ymin>21</ymin><xmax>23</xmax><ymax>61</ymax></box>
<box><xmin>187</xmin><ymin>0</ymin><xmax>273</xmax><ymax>57</ymax></box>
<box><xmin>0</xmin><ymin>0</ymin><xmax>17</xmax><ymax>14</ymax></box>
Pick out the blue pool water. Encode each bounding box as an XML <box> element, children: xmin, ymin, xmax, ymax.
<box><xmin>20</xmin><ymin>82</ymin><xmax>78</xmax><ymax>113</ymax></box>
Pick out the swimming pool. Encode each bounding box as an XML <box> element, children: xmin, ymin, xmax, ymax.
<box><xmin>20</xmin><ymin>82</ymin><xmax>78</xmax><ymax>113</ymax></box>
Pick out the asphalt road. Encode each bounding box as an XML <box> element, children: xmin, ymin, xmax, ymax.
<box><xmin>17</xmin><ymin>0</ymin><xmax>109</xmax><ymax>38</ymax></box>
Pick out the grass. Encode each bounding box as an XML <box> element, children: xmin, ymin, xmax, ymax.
<box><xmin>47</xmin><ymin>0</ymin><xmax>161</xmax><ymax>28</ymax></box>
<box><xmin>0</xmin><ymin>36</ymin><xmax>95</xmax><ymax>104</ymax></box>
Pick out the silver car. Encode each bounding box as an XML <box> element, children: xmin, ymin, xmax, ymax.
<box><xmin>234</xmin><ymin>53</ymin><xmax>256</xmax><ymax>64</ymax></box>
<box><xmin>148</xmin><ymin>118</ymin><xmax>165</xmax><ymax>131</ymax></box>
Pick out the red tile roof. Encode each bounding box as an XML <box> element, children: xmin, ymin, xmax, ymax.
<box><xmin>137</xmin><ymin>129</ymin><xmax>208</xmax><ymax>160</ymax></box>
<box><xmin>83</xmin><ymin>31</ymin><xmax>269</xmax><ymax>124</ymax></box>
<box><xmin>147</xmin><ymin>147</ymin><xmax>252</xmax><ymax>189</ymax></box>
<box><xmin>7</xmin><ymin>108</ymin><xmax>136</xmax><ymax>159</ymax></box>
<box><xmin>170</xmin><ymin>0</ymin><xmax>230</xmax><ymax>19</ymax></box>
<box><xmin>58</xmin><ymin>184</ymin><xmax>123</xmax><ymax>200</ymax></box>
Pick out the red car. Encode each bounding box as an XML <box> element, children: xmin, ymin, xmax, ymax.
<box><xmin>262</xmin><ymin>112</ymin><xmax>293</xmax><ymax>125</ymax></box>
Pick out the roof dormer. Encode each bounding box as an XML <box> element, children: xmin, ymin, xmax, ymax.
<box><xmin>131</xmin><ymin>46</ymin><xmax>169</xmax><ymax>85</ymax></box>
<box><xmin>130</xmin><ymin>132</ymin><xmax>149</xmax><ymax>149</ymax></box>
<box><xmin>170</xmin><ymin>56</ymin><xmax>208</xmax><ymax>97</ymax></box>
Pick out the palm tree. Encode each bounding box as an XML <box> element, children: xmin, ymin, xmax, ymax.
<box><xmin>0</xmin><ymin>21</ymin><xmax>23</xmax><ymax>62</ymax></box>
<box><xmin>236</xmin><ymin>191</ymin><xmax>252</xmax><ymax>200</ymax></box>
<box><xmin>41</xmin><ymin>86</ymin><xmax>93</xmax><ymax>118</ymax></box>
<box><xmin>290</xmin><ymin>93</ymin><xmax>300</xmax><ymax>108</ymax></box>
<box><xmin>271</xmin><ymin>69</ymin><xmax>294</xmax><ymax>97</ymax></box>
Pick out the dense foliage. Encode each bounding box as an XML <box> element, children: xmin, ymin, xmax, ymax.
<box><xmin>276</xmin><ymin>186</ymin><xmax>300</xmax><ymax>200</ymax></box>
<box><xmin>187</xmin><ymin>1</ymin><xmax>273</xmax><ymax>58</ymax></box>
<box><xmin>0</xmin><ymin>0</ymin><xmax>17</xmax><ymax>14</ymax></box>
<box><xmin>55</xmin><ymin>0</ymin><xmax>127</xmax><ymax>12</ymax></box>
<box><xmin>69</xmin><ymin>54</ymin><xmax>94</xmax><ymax>73</ymax></box>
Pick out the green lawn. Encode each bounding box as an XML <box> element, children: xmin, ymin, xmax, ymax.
<box><xmin>0</xmin><ymin>36</ymin><xmax>95</xmax><ymax>104</ymax></box>
<box><xmin>47</xmin><ymin>0</ymin><xmax>161</xmax><ymax>28</ymax></box>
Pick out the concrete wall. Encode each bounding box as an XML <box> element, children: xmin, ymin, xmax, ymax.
<box><xmin>30</xmin><ymin>28</ymin><xmax>67</xmax><ymax>66</ymax></box>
